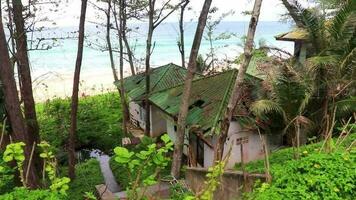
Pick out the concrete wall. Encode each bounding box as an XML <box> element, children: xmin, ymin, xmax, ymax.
<box><xmin>185</xmin><ymin>167</ymin><xmax>266</xmax><ymax>200</ymax></box>
<box><xmin>200</xmin><ymin>121</ymin><xmax>265</xmax><ymax>169</ymax></box>
<box><xmin>166</xmin><ymin>119</ymin><xmax>189</xmax><ymax>155</ymax></box>
<box><xmin>128</xmin><ymin>102</ymin><xmax>168</xmax><ymax>137</ymax></box>
<box><xmin>222</xmin><ymin>121</ymin><xmax>265</xmax><ymax>169</ymax></box>
<box><xmin>150</xmin><ymin>106</ymin><xmax>167</xmax><ymax>137</ymax></box>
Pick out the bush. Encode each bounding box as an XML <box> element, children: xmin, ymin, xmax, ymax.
<box><xmin>67</xmin><ymin>159</ymin><xmax>104</xmax><ymax>200</ymax></box>
<box><xmin>0</xmin><ymin>152</ymin><xmax>15</xmax><ymax>194</ymax></box>
<box><xmin>37</xmin><ymin>93</ymin><xmax>123</xmax><ymax>153</ymax></box>
<box><xmin>0</xmin><ymin>187</ymin><xmax>66</xmax><ymax>200</ymax></box>
<box><xmin>236</xmin><ymin>133</ymin><xmax>356</xmax><ymax>173</ymax></box>
<box><xmin>244</xmin><ymin>133</ymin><xmax>356</xmax><ymax>200</ymax></box>
<box><xmin>248</xmin><ymin>150</ymin><xmax>356</xmax><ymax>200</ymax></box>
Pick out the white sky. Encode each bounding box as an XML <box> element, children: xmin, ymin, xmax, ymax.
<box><xmin>51</xmin><ymin>0</ymin><xmax>290</xmax><ymax>27</ymax></box>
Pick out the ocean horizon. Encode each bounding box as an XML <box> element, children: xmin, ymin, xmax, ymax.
<box><xmin>28</xmin><ymin>21</ymin><xmax>294</xmax><ymax>78</ymax></box>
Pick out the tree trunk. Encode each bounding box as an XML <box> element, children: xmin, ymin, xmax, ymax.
<box><xmin>112</xmin><ymin>0</ymin><xmax>130</xmax><ymax>134</ymax></box>
<box><xmin>0</xmin><ymin>13</ymin><xmax>40</xmax><ymax>188</ymax></box>
<box><xmin>214</xmin><ymin>0</ymin><xmax>263</xmax><ymax>161</ymax></box>
<box><xmin>144</xmin><ymin>0</ymin><xmax>154</xmax><ymax>136</ymax></box>
<box><xmin>122</xmin><ymin>2</ymin><xmax>135</xmax><ymax>75</ymax></box>
<box><xmin>12</xmin><ymin>0</ymin><xmax>42</xmax><ymax>176</ymax></box>
<box><xmin>171</xmin><ymin>0</ymin><xmax>212</xmax><ymax>178</ymax></box>
<box><xmin>106</xmin><ymin>0</ymin><xmax>119</xmax><ymax>83</ymax></box>
<box><xmin>119</xmin><ymin>0</ymin><xmax>129</xmax><ymax>136</ymax></box>
<box><xmin>280</xmin><ymin>0</ymin><xmax>304</xmax><ymax>28</ymax></box>
<box><xmin>178</xmin><ymin>1</ymin><xmax>189</xmax><ymax>68</ymax></box>
<box><xmin>68</xmin><ymin>0</ymin><xmax>88</xmax><ymax>180</ymax></box>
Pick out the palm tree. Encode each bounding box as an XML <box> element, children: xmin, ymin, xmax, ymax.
<box><xmin>300</xmin><ymin>0</ymin><xmax>356</xmax><ymax>137</ymax></box>
<box><xmin>251</xmin><ymin>0</ymin><xmax>355</xmax><ymax>155</ymax></box>
<box><xmin>251</xmin><ymin>64</ymin><xmax>314</xmax><ymax>158</ymax></box>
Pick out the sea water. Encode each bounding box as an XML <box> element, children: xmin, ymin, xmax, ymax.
<box><xmin>28</xmin><ymin>21</ymin><xmax>294</xmax><ymax>78</ymax></box>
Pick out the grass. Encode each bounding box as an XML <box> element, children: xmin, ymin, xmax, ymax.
<box><xmin>234</xmin><ymin>133</ymin><xmax>356</xmax><ymax>173</ymax></box>
<box><xmin>245</xmin><ymin>132</ymin><xmax>356</xmax><ymax>199</ymax></box>
<box><xmin>37</xmin><ymin>92</ymin><xmax>123</xmax><ymax>153</ymax></box>
<box><xmin>67</xmin><ymin>159</ymin><xmax>104</xmax><ymax>200</ymax></box>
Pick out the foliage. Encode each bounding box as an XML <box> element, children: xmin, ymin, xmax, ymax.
<box><xmin>236</xmin><ymin>133</ymin><xmax>356</xmax><ymax>173</ymax></box>
<box><xmin>0</xmin><ymin>187</ymin><xmax>66</xmax><ymax>200</ymax></box>
<box><xmin>185</xmin><ymin>160</ymin><xmax>226</xmax><ymax>200</ymax></box>
<box><xmin>38</xmin><ymin>141</ymin><xmax>70</xmax><ymax>195</ymax></box>
<box><xmin>169</xmin><ymin>182</ymin><xmax>194</xmax><ymax>200</ymax></box>
<box><xmin>0</xmin><ymin>152</ymin><xmax>15</xmax><ymax>194</ymax></box>
<box><xmin>112</xmin><ymin>134</ymin><xmax>173</xmax><ymax>199</ymax></box>
<box><xmin>67</xmin><ymin>159</ymin><xmax>104</xmax><ymax>200</ymax></box>
<box><xmin>3</xmin><ymin>142</ymin><xmax>26</xmax><ymax>185</ymax></box>
<box><xmin>37</xmin><ymin>93</ymin><xmax>123</xmax><ymax>153</ymax></box>
<box><xmin>246</xmin><ymin>149</ymin><xmax>355</xmax><ymax>200</ymax></box>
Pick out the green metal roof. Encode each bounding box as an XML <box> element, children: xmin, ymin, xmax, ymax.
<box><xmin>149</xmin><ymin>70</ymin><xmax>242</xmax><ymax>134</ymax></box>
<box><xmin>275</xmin><ymin>28</ymin><xmax>309</xmax><ymax>41</ymax></box>
<box><xmin>123</xmin><ymin>63</ymin><xmax>192</xmax><ymax>101</ymax></box>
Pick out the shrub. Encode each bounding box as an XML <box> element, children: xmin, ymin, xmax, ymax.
<box><xmin>37</xmin><ymin>93</ymin><xmax>123</xmax><ymax>153</ymax></box>
<box><xmin>0</xmin><ymin>152</ymin><xmax>15</xmax><ymax>194</ymax></box>
<box><xmin>0</xmin><ymin>187</ymin><xmax>66</xmax><ymax>200</ymax></box>
<box><xmin>248</xmin><ymin>150</ymin><xmax>356</xmax><ymax>200</ymax></box>
<box><xmin>67</xmin><ymin>159</ymin><xmax>104</xmax><ymax>200</ymax></box>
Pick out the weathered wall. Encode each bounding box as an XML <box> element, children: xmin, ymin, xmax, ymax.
<box><xmin>128</xmin><ymin>101</ymin><xmax>145</xmax><ymax>129</ymax></box>
<box><xmin>185</xmin><ymin>167</ymin><xmax>266</xmax><ymax>200</ymax></box>
<box><xmin>202</xmin><ymin>121</ymin><xmax>267</xmax><ymax>169</ymax></box>
<box><xmin>166</xmin><ymin>118</ymin><xmax>189</xmax><ymax>154</ymax></box>
<box><xmin>222</xmin><ymin>121</ymin><xmax>265</xmax><ymax>169</ymax></box>
<box><xmin>150</xmin><ymin>106</ymin><xmax>167</xmax><ymax>137</ymax></box>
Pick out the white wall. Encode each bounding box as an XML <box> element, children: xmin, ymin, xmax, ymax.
<box><xmin>150</xmin><ymin>106</ymin><xmax>167</xmax><ymax>137</ymax></box>
<box><xmin>166</xmin><ymin>119</ymin><xmax>189</xmax><ymax>155</ymax></box>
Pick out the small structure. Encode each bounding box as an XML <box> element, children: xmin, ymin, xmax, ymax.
<box><xmin>123</xmin><ymin>65</ymin><xmax>283</xmax><ymax>169</ymax></box>
<box><xmin>122</xmin><ymin>63</ymin><xmax>199</xmax><ymax>137</ymax></box>
<box><xmin>275</xmin><ymin>28</ymin><xmax>310</xmax><ymax>63</ymax></box>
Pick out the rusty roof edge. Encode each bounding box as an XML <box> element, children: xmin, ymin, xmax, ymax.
<box><xmin>209</xmin><ymin>70</ymin><xmax>238</xmax><ymax>136</ymax></box>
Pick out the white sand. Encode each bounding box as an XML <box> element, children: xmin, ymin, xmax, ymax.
<box><xmin>32</xmin><ymin>68</ymin><xmax>133</xmax><ymax>102</ymax></box>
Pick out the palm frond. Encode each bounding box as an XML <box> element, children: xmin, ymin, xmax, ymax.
<box><xmin>328</xmin><ymin>0</ymin><xmax>356</xmax><ymax>41</ymax></box>
<box><xmin>335</xmin><ymin>96</ymin><xmax>356</xmax><ymax>118</ymax></box>
<box><xmin>251</xmin><ymin>99</ymin><xmax>286</xmax><ymax>120</ymax></box>
<box><xmin>306</xmin><ymin>55</ymin><xmax>340</xmax><ymax>76</ymax></box>
<box><xmin>340</xmin><ymin>47</ymin><xmax>356</xmax><ymax>78</ymax></box>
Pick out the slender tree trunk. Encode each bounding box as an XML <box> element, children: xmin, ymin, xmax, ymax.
<box><xmin>280</xmin><ymin>0</ymin><xmax>304</xmax><ymax>28</ymax></box>
<box><xmin>214</xmin><ymin>0</ymin><xmax>263</xmax><ymax>161</ymax></box>
<box><xmin>119</xmin><ymin>0</ymin><xmax>129</xmax><ymax>135</ymax></box>
<box><xmin>0</xmin><ymin>13</ymin><xmax>40</xmax><ymax>188</ymax></box>
<box><xmin>12</xmin><ymin>0</ymin><xmax>43</xmax><ymax>181</ymax></box>
<box><xmin>144</xmin><ymin>0</ymin><xmax>154</xmax><ymax>136</ymax></box>
<box><xmin>6</xmin><ymin>0</ymin><xmax>16</xmax><ymax>57</ymax></box>
<box><xmin>68</xmin><ymin>0</ymin><xmax>88</xmax><ymax>180</ymax></box>
<box><xmin>178</xmin><ymin>1</ymin><xmax>189</xmax><ymax>68</ymax></box>
<box><xmin>171</xmin><ymin>0</ymin><xmax>212</xmax><ymax>178</ymax></box>
<box><xmin>12</xmin><ymin>0</ymin><xmax>40</xmax><ymax>156</ymax></box>
<box><xmin>122</xmin><ymin>2</ymin><xmax>135</xmax><ymax>75</ymax></box>
<box><xmin>106</xmin><ymin>0</ymin><xmax>119</xmax><ymax>83</ymax></box>
<box><xmin>113</xmin><ymin>0</ymin><xmax>130</xmax><ymax>133</ymax></box>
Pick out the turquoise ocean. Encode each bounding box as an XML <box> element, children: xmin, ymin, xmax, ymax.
<box><xmin>28</xmin><ymin>21</ymin><xmax>294</xmax><ymax>77</ymax></box>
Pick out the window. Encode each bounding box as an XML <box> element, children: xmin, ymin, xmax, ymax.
<box><xmin>236</xmin><ymin>136</ymin><xmax>249</xmax><ymax>145</ymax></box>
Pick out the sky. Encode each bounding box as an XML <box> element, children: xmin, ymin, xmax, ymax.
<box><xmin>50</xmin><ymin>0</ymin><xmax>291</xmax><ymax>27</ymax></box>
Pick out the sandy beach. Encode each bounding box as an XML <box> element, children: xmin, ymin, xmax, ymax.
<box><xmin>32</xmin><ymin>68</ymin><xmax>133</xmax><ymax>102</ymax></box>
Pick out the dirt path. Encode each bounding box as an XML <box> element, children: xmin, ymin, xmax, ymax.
<box><xmin>97</xmin><ymin>155</ymin><xmax>121</xmax><ymax>193</ymax></box>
